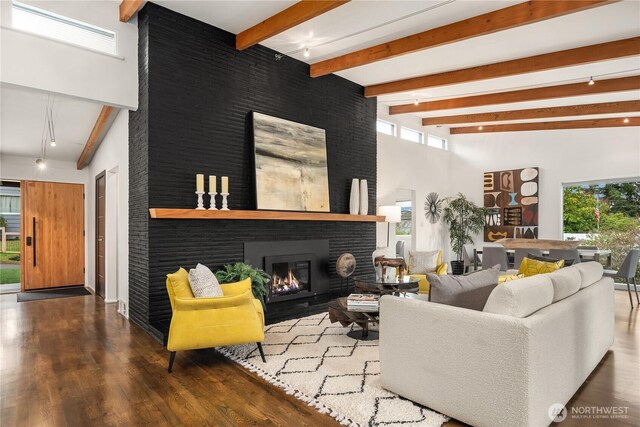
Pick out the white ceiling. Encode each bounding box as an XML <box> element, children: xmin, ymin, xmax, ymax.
<box><xmin>2</xmin><ymin>0</ymin><xmax>637</xmax><ymax>160</ymax></box>
<box><xmin>0</xmin><ymin>85</ymin><xmax>103</xmax><ymax>161</ymax></box>
<box><xmin>159</xmin><ymin>0</ymin><xmax>640</xmax><ymax>129</ymax></box>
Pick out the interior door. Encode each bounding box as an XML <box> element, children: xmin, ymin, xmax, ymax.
<box><xmin>21</xmin><ymin>181</ymin><xmax>85</xmax><ymax>290</ymax></box>
<box><xmin>95</xmin><ymin>172</ymin><xmax>105</xmax><ymax>299</ymax></box>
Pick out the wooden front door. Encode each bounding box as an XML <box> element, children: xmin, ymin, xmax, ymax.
<box><xmin>95</xmin><ymin>172</ymin><xmax>106</xmax><ymax>298</ymax></box>
<box><xmin>21</xmin><ymin>181</ymin><xmax>85</xmax><ymax>290</ymax></box>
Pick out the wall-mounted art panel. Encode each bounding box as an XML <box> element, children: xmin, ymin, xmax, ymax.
<box><xmin>484</xmin><ymin>167</ymin><xmax>539</xmax><ymax>241</ymax></box>
<box><xmin>253</xmin><ymin>112</ymin><xmax>330</xmax><ymax>212</ymax></box>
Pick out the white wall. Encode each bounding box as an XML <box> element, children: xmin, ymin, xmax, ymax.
<box><xmin>0</xmin><ymin>154</ymin><xmax>90</xmax><ymax>287</ymax></box>
<box><xmin>450</xmin><ymin>127</ymin><xmax>640</xmax><ymax>241</ymax></box>
<box><xmin>1</xmin><ymin>0</ymin><xmax>138</xmax><ymax>109</ymax></box>
<box><xmin>86</xmin><ymin>109</ymin><xmax>129</xmax><ymax>317</ymax></box>
<box><xmin>377</xmin><ymin>108</ymin><xmax>640</xmax><ymax>264</ymax></box>
<box><xmin>377</xmin><ymin>106</ymin><xmax>452</xmax><ymax>257</ymax></box>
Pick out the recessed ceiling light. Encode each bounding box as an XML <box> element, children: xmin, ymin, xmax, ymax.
<box><xmin>478</xmin><ymin>126</ymin><xmax>483</xmax><ymax>130</ymax></box>
<box><xmin>624</xmin><ymin>117</ymin><xmax>630</xmax><ymax>123</ymax></box>
<box><xmin>303</xmin><ymin>48</ymin><xmax>310</xmax><ymax>58</ymax></box>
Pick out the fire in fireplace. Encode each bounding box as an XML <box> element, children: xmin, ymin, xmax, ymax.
<box><xmin>271</xmin><ymin>261</ymin><xmax>310</xmax><ymax>296</ymax></box>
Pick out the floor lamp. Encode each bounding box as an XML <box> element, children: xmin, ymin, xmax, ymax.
<box><xmin>377</xmin><ymin>205</ymin><xmax>402</xmax><ymax>247</ymax></box>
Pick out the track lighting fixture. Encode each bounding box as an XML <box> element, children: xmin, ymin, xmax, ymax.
<box><xmin>50</xmin><ymin>141</ymin><xmax>57</xmax><ymax>147</ymax></box>
<box><xmin>303</xmin><ymin>48</ymin><xmax>310</xmax><ymax>58</ymax></box>
<box><xmin>36</xmin><ymin>158</ymin><xmax>46</xmax><ymax>169</ymax></box>
<box><xmin>624</xmin><ymin>117</ymin><xmax>629</xmax><ymax>123</ymax></box>
<box><xmin>414</xmin><ymin>99</ymin><xmax>419</xmax><ymax>105</ymax></box>
<box><xmin>588</xmin><ymin>77</ymin><xmax>595</xmax><ymax>86</ymax></box>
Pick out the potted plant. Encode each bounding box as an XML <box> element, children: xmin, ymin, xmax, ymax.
<box><xmin>443</xmin><ymin>193</ymin><xmax>486</xmax><ymax>275</ymax></box>
<box><xmin>215</xmin><ymin>262</ymin><xmax>271</xmax><ymax>309</ymax></box>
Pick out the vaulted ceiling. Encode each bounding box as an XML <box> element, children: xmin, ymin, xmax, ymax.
<box><xmin>158</xmin><ymin>0</ymin><xmax>640</xmax><ymax>133</ymax></box>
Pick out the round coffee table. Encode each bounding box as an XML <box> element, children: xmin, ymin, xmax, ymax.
<box><xmin>354</xmin><ymin>277</ymin><xmax>419</xmax><ymax>296</ymax></box>
<box><xmin>327</xmin><ymin>297</ymin><xmax>379</xmax><ymax>340</ymax></box>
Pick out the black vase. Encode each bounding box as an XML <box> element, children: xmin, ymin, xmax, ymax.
<box><xmin>450</xmin><ymin>260</ymin><xmax>465</xmax><ymax>276</ymax></box>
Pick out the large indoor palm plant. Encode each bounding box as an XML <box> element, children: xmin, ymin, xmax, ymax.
<box><xmin>443</xmin><ymin>193</ymin><xmax>486</xmax><ymax>275</ymax></box>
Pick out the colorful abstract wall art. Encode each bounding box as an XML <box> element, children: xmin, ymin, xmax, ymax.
<box><xmin>483</xmin><ymin>167</ymin><xmax>539</xmax><ymax>241</ymax></box>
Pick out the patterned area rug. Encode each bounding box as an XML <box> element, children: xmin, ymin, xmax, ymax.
<box><xmin>219</xmin><ymin>313</ymin><xmax>447</xmax><ymax>427</ymax></box>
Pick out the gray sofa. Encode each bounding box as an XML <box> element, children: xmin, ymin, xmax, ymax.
<box><xmin>379</xmin><ymin>262</ymin><xmax>614</xmax><ymax>427</ymax></box>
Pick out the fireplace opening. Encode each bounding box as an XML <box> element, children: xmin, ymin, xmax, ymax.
<box><xmin>245</xmin><ymin>240</ymin><xmax>330</xmax><ymax>305</ymax></box>
<box><xmin>271</xmin><ymin>260</ymin><xmax>310</xmax><ymax>296</ymax></box>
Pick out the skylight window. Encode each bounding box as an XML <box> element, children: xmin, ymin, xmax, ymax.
<box><xmin>427</xmin><ymin>135</ymin><xmax>448</xmax><ymax>150</ymax></box>
<box><xmin>376</xmin><ymin>119</ymin><xmax>396</xmax><ymax>136</ymax></box>
<box><xmin>400</xmin><ymin>127</ymin><xmax>424</xmax><ymax>144</ymax></box>
<box><xmin>12</xmin><ymin>1</ymin><xmax>117</xmax><ymax>55</ymax></box>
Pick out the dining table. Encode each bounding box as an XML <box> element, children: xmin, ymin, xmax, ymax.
<box><xmin>473</xmin><ymin>248</ymin><xmax>612</xmax><ymax>270</ymax></box>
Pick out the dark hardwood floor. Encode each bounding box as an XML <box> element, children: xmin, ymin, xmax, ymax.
<box><xmin>0</xmin><ymin>290</ymin><xmax>637</xmax><ymax>426</ymax></box>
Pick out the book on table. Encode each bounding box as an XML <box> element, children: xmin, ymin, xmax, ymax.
<box><xmin>347</xmin><ymin>293</ymin><xmax>380</xmax><ymax>309</ymax></box>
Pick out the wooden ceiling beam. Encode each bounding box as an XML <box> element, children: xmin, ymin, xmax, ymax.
<box><xmin>390</xmin><ymin>75</ymin><xmax>640</xmax><ymax>114</ymax></box>
<box><xmin>450</xmin><ymin>117</ymin><xmax>639</xmax><ymax>134</ymax></box>
<box><xmin>119</xmin><ymin>0</ymin><xmax>145</xmax><ymax>23</ymax></box>
<box><xmin>236</xmin><ymin>0</ymin><xmax>350</xmax><ymax>51</ymax></box>
<box><xmin>310</xmin><ymin>0</ymin><xmax>615</xmax><ymax>77</ymax></box>
<box><xmin>366</xmin><ymin>37</ymin><xmax>640</xmax><ymax>98</ymax></box>
<box><xmin>77</xmin><ymin>106</ymin><xmax>118</xmax><ymax>170</ymax></box>
<box><xmin>422</xmin><ymin>100</ymin><xmax>640</xmax><ymax>125</ymax></box>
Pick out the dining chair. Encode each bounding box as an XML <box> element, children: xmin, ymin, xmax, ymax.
<box><xmin>548</xmin><ymin>249</ymin><xmax>581</xmax><ymax>265</ymax></box>
<box><xmin>396</xmin><ymin>240</ymin><xmax>406</xmax><ymax>259</ymax></box>
<box><xmin>463</xmin><ymin>244</ymin><xmax>478</xmax><ymax>273</ymax></box>
<box><xmin>514</xmin><ymin>248</ymin><xmax>542</xmax><ymax>271</ymax></box>
<box><xmin>482</xmin><ymin>246</ymin><xmax>509</xmax><ymax>272</ymax></box>
<box><xmin>577</xmin><ymin>245</ymin><xmax>598</xmax><ymax>262</ymax></box>
<box><xmin>603</xmin><ymin>248</ymin><xmax>639</xmax><ymax>308</ymax></box>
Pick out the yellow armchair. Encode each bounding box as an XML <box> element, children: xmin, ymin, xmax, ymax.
<box><xmin>166</xmin><ymin>268</ymin><xmax>266</xmax><ymax>372</ymax></box>
<box><xmin>407</xmin><ymin>250</ymin><xmax>448</xmax><ymax>294</ymax></box>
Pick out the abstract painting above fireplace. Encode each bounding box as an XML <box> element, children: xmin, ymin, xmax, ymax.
<box><xmin>244</xmin><ymin>240</ymin><xmax>330</xmax><ymax>304</ymax></box>
<box><xmin>252</xmin><ymin>112</ymin><xmax>330</xmax><ymax>212</ymax></box>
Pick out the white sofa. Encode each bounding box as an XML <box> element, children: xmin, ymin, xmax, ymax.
<box><xmin>379</xmin><ymin>262</ymin><xmax>615</xmax><ymax>427</ymax></box>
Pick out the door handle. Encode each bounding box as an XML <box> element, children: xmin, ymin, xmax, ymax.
<box><xmin>32</xmin><ymin>217</ymin><xmax>36</xmax><ymax>267</ymax></box>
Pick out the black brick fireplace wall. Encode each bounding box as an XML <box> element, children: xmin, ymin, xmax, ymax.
<box><xmin>129</xmin><ymin>3</ymin><xmax>377</xmax><ymax>340</ymax></box>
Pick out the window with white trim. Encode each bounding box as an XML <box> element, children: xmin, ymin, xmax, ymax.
<box><xmin>427</xmin><ymin>134</ymin><xmax>448</xmax><ymax>150</ymax></box>
<box><xmin>12</xmin><ymin>1</ymin><xmax>117</xmax><ymax>55</ymax></box>
<box><xmin>376</xmin><ymin>119</ymin><xmax>396</xmax><ymax>136</ymax></box>
<box><xmin>400</xmin><ymin>127</ymin><xmax>424</xmax><ymax>144</ymax></box>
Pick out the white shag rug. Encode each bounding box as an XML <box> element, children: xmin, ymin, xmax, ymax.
<box><xmin>219</xmin><ymin>313</ymin><xmax>448</xmax><ymax>427</ymax></box>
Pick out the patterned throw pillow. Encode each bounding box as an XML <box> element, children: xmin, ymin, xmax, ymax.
<box><xmin>518</xmin><ymin>257</ymin><xmax>565</xmax><ymax>277</ymax></box>
<box><xmin>408</xmin><ymin>250</ymin><xmax>440</xmax><ymax>274</ymax></box>
<box><xmin>527</xmin><ymin>253</ymin><xmax>575</xmax><ymax>267</ymax></box>
<box><xmin>188</xmin><ymin>263</ymin><xmax>223</xmax><ymax>298</ymax></box>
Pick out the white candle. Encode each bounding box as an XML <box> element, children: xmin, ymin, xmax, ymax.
<box><xmin>221</xmin><ymin>176</ymin><xmax>229</xmax><ymax>193</ymax></box>
<box><xmin>196</xmin><ymin>174</ymin><xmax>204</xmax><ymax>192</ymax></box>
<box><xmin>209</xmin><ymin>175</ymin><xmax>216</xmax><ymax>193</ymax></box>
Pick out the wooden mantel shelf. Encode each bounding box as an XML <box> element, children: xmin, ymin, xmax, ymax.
<box><xmin>149</xmin><ymin>208</ymin><xmax>385</xmax><ymax>222</ymax></box>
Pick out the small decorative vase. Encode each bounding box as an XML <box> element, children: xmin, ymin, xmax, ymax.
<box><xmin>359</xmin><ymin>179</ymin><xmax>368</xmax><ymax>215</ymax></box>
<box><xmin>349</xmin><ymin>179</ymin><xmax>360</xmax><ymax>215</ymax></box>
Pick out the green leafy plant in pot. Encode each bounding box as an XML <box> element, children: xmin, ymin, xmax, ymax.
<box><xmin>215</xmin><ymin>262</ymin><xmax>270</xmax><ymax>309</ymax></box>
<box><xmin>443</xmin><ymin>193</ymin><xmax>486</xmax><ymax>275</ymax></box>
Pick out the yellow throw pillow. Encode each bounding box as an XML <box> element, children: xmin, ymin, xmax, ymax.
<box><xmin>436</xmin><ymin>263</ymin><xmax>447</xmax><ymax>275</ymax></box>
<box><xmin>167</xmin><ymin>267</ymin><xmax>194</xmax><ymax>298</ymax></box>
<box><xmin>518</xmin><ymin>257</ymin><xmax>565</xmax><ymax>277</ymax></box>
<box><xmin>498</xmin><ymin>273</ymin><xmax>525</xmax><ymax>283</ymax></box>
